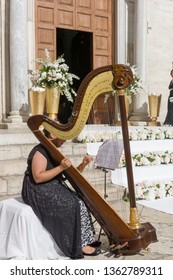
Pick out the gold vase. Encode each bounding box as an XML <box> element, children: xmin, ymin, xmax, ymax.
<box><xmin>29</xmin><ymin>88</ymin><xmax>46</xmax><ymax>115</ymax></box>
<box><xmin>46</xmin><ymin>87</ymin><xmax>61</xmax><ymax>120</ymax></box>
<box><xmin>148</xmin><ymin>94</ymin><xmax>162</xmax><ymax>126</ymax></box>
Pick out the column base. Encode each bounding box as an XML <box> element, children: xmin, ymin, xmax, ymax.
<box><xmin>0</xmin><ymin>123</ymin><xmax>8</xmax><ymax>129</ymax></box>
<box><xmin>8</xmin><ymin>111</ymin><xmax>23</xmax><ymax>123</ymax></box>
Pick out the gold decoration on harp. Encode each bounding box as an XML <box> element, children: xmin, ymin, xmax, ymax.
<box><xmin>42</xmin><ymin>65</ymin><xmax>133</xmax><ymax>140</ymax></box>
<box><xmin>129</xmin><ymin>208</ymin><xmax>141</xmax><ymax>230</ymax></box>
<box><xmin>42</xmin><ymin>70</ymin><xmax>115</xmax><ymax>140</ymax></box>
<box><xmin>112</xmin><ymin>64</ymin><xmax>133</xmax><ymax>92</ymax></box>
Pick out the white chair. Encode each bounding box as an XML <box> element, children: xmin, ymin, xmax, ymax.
<box><xmin>0</xmin><ymin>197</ymin><xmax>68</xmax><ymax>260</ymax></box>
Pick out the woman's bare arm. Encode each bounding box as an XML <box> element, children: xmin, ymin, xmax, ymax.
<box><xmin>32</xmin><ymin>151</ymin><xmax>72</xmax><ymax>183</ymax></box>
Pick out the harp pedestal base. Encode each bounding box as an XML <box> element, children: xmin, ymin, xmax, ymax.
<box><xmin>110</xmin><ymin>222</ymin><xmax>158</xmax><ymax>256</ymax></box>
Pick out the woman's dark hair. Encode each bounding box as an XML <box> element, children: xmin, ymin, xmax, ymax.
<box><xmin>43</xmin><ymin>129</ymin><xmax>51</xmax><ymax>138</ymax></box>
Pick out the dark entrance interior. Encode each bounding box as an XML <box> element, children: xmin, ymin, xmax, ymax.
<box><xmin>56</xmin><ymin>28</ymin><xmax>93</xmax><ymax>123</ymax></box>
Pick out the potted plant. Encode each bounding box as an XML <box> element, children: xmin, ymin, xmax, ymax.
<box><xmin>28</xmin><ymin>49</ymin><xmax>79</xmax><ymax>119</ymax></box>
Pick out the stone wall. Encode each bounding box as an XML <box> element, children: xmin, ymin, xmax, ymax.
<box><xmin>147</xmin><ymin>0</ymin><xmax>173</xmax><ymax>122</ymax></box>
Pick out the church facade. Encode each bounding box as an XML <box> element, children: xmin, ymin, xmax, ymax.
<box><xmin>1</xmin><ymin>0</ymin><xmax>173</xmax><ymax>127</ymax></box>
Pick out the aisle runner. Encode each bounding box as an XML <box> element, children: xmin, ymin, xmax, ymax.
<box><xmin>137</xmin><ymin>197</ymin><xmax>173</xmax><ymax>215</ymax></box>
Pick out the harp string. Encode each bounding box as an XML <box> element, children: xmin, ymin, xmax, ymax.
<box><xmin>74</xmin><ymin>94</ymin><xmax>130</xmax><ymax>224</ymax></box>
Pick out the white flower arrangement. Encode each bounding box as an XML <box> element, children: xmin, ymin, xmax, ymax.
<box><xmin>75</xmin><ymin>127</ymin><xmax>173</xmax><ymax>143</ymax></box>
<box><xmin>124</xmin><ymin>181</ymin><xmax>173</xmax><ymax>201</ymax></box>
<box><xmin>118</xmin><ymin>150</ymin><xmax>173</xmax><ymax>168</ymax></box>
<box><xmin>125</xmin><ymin>64</ymin><xmax>143</xmax><ymax>101</ymax></box>
<box><xmin>28</xmin><ymin>49</ymin><xmax>80</xmax><ymax>102</ymax></box>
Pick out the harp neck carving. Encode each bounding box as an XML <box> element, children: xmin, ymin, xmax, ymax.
<box><xmin>27</xmin><ymin>64</ymin><xmax>133</xmax><ymax>140</ymax></box>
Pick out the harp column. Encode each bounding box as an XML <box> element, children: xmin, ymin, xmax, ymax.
<box><xmin>8</xmin><ymin>0</ymin><xmax>28</xmax><ymax>123</ymax></box>
<box><xmin>113</xmin><ymin>64</ymin><xmax>142</xmax><ymax>230</ymax></box>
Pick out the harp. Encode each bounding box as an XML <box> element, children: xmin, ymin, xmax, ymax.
<box><xmin>27</xmin><ymin>64</ymin><xmax>157</xmax><ymax>255</ymax></box>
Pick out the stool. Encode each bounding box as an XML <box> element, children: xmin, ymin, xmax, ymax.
<box><xmin>0</xmin><ymin>197</ymin><xmax>68</xmax><ymax>260</ymax></box>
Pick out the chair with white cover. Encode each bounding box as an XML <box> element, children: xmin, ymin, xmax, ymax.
<box><xmin>0</xmin><ymin>197</ymin><xmax>68</xmax><ymax>260</ymax></box>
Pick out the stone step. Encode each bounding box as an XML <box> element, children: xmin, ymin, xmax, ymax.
<box><xmin>0</xmin><ymin>144</ymin><xmax>36</xmax><ymax>161</ymax></box>
<box><xmin>0</xmin><ymin>175</ymin><xmax>23</xmax><ymax>196</ymax></box>
<box><xmin>0</xmin><ymin>128</ymin><xmax>109</xmax><ymax>197</ymax></box>
<box><xmin>0</xmin><ymin>170</ymin><xmax>111</xmax><ymax>198</ymax></box>
<box><xmin>0</xmin><ymin>126</ymin><xmax>38</xmax><ymax>146</ymax></box>
<box><xmin>0</xmin><ymin>165</ymin><xmax>111</xmax><ymax>197</ymax></box>
<box><xmin>0</xmin><ymin>159</ymin><xmax>27</xmax><ymax>176</ymax></box>
<box><xmin>0</xmin><ymin>126</ymin><xmax>112</xmax><ymax>198</ymax></box>
<box><xmin>0</xmin><ymin>143</ymin><xmax>86</xmax><ymax>161</ymax></box>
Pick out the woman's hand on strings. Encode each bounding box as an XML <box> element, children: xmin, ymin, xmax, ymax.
<box><xmin>60</xmin><ymin>157</ymin><xmax>72</xmax><ymax>171</ymax></box>
<box><xmin>32</xmin><ymin>152</ymin><xmax>72</xmax><ymax>183</ymax></box>
<box><xmin>77</xmin><ymin>155</ymin><xmax>93</xmax><ymax>173</ymax></box>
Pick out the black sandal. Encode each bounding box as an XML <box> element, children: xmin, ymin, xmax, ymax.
<box><xmin>83</xmin><ymin>247</ymin><xmax>101</xmax><ymax>256</ymax></box>
<box><xmin>89</xmin><ymin>241</ymin><xmax>102</xmax><ymax>248</ymax></box>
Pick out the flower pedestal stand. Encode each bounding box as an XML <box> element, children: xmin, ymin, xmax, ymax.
<box><xmin>148</xmin><ymin>94</ymin><xmax>162</xmax><ymax>126</ymax></box>
<box><xmin>29</xmin><ymin>88</ymin><xmax>46</xmax><ymax>115</ymax></box>
<box><xmin>46</xmin><ymin>87</ymin><xmax>61</xmax><ymax>120</ymax></box>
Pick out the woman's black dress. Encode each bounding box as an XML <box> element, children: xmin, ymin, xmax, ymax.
<box><xmin>22</xmin><ymin>144</ymin><xmax>94</xmax><ymax>259</ymax></box>
<box><xmin>164</xmin><ymin>80</ymin><xmax>173</xmax><ymax>126</ymax></box>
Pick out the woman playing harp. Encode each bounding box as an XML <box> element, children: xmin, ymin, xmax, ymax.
<box><xmin>26</xmin><ymin>64</ymin><xmax>157</xmax><ymax>257</ymax></box>
<box><xmin>21</xmin><ymin>129</ymin><xmax>101</xmax><ymax>259</ymax></box>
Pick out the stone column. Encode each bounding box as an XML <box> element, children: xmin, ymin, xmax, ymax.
<box><xmin>0</xmin><ymin>0</ymin><xmax>9</xmax><ymax>128</ymax></box>
<box><xmin>116</xmin><ymin>0</ymin><xmax>127</xmax><ymax>64</ymax></box>
<box><xmin>0</xmin><ymin>0</ymin><xmax>2</xmax><ymax>123</ymax></box>
<box><xmin>27</xmin><ymin>0</ymin><xmax>35</xmax><ymax>77</ymax></box>
<box><xmin>9</xmin><ymin>0</ymin><xmax>28</xmax><ymax>123</ymax></box>
<box><xmin>132</xmin><ymin>0</ymin><xmax>149</xmax><ymax>120</ymax></box>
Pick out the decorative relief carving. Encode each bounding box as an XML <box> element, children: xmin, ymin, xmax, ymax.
<box><xmin>95</xmin><ymin>55</ymin><xmax>108</xmax><ymax>68</ymax></box>
<box><xmin>58</xmin><ymin>0</ymin><xmax>74</xmax><ymax>6</ymax></box>
<box><xmin>95</xmin><ymin>0</ymin><xmax>108</xmax><ymax>13</ymax></box>
<box><xmin>77</xmin><ymin>0</ymin><xmax>92</xmax><ymax>9</ymax></box>
<box><xmin>77</xmin><ymin>12</ymin><xmax>92</xmax><ymax>30</ymax></box>
<box><xmin>57</xmin><ymin>10</ymin><xmax>74</xmax><ymax>26</ymax></box>
<box><xmin>95</xmin><ymin>16</ymin><xmax>108</xmax><ymax>33</ymax></box>
<box><xmin>38</xmin><ymin>28</ymin><xmax>54</xmax><ymax>45</ymax></box>
<box><xmin>95</xmin><ymin>36</ymin><xmax>108</xmax><ymax>52</ymax></box>
<box><xmin>38</xmin><ymin>7</ymin><xmax>54</xmax><ymax>25</ymax></box>
<box><xmin>38</xmin><ymin>0</ymin><xmax>54</xmax><ymax>2</ymax></box>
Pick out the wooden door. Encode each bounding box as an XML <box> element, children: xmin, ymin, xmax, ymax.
<box><xmin>35</xmin><ymin>0</ymin><xmax>115</xmax><ymax>124</ymax></box>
